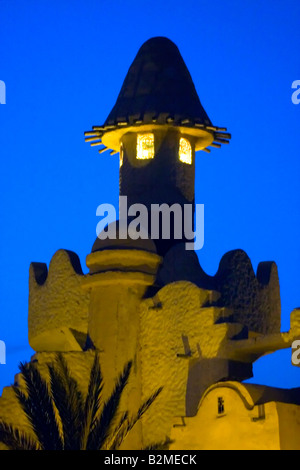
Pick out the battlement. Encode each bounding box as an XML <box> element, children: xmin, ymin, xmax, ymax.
<box><xmin>28</xmin><ymin>243</ymin><xmax>282</xmax><ymax>354</ymax></box>
<box><xmin>157</xmin><ymin>246</ymin><xmax>281</xmax><ymax>335</ymax></box>
<box><xmin>29</xmin><ymin>249</ymin><xmax>90</xmax><ymax>352</ymax></box>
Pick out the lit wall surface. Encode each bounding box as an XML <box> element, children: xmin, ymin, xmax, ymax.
<box><xmin>0</xmin><ymin>0</ymin><xmax>299</xmax><ymax>393</ymax></box>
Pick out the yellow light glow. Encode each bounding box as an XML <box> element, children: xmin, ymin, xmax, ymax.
<box><xmin>179</xmin><ymin>137</ymin><xmax>192</xmax><ymax>164</ymax></box>
<box><xmin>120</xmin><ymin>143</ymin><xmax>123</xmax><ymax>167</ymax></box>
<box><xmin>137</xmin><ymin>133</ymin><xmax>154</xmax><ymax>160</ymax></box>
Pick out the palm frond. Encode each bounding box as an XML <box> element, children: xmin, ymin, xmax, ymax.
<box><xmin>1</xmin><ymin>353</ymin><xmax>162</xmax><ymax>451</ymax></box>
<box><xmin>109</xmin><ymin>387</ymin><xmax>162</xmax><ymax>450</ymax></box>
<box><xmin>80</xmin><ymin>352</ymin><xmax>104</xmax><ymax>449</ymax></box>
<box><xmin>48</xmin><ymin>354</ymin><xmax>84</xmax><ymax>450</ymax></box>
<box><xmin>15</xmin><ymin>361</ymin><xmax>63</xmax><ymax>450</ymax></box>
<box><xmin>0</xmin><ymin>421</ymin><xmax>40</xmax><ymax>450</ymax></box>
<box><xmin>101</xmin><ymin>410</ymin><xmax>128</xmax><ymax>450</ymax></box>
<box><xmin>86</xmin><ymin>360</ymin><xmax>132</xmax><ymax>450</ymax></box>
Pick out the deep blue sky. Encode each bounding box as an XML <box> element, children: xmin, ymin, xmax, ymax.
<box><xmin>0</xmin><ymin>0</ymin><xmax>299</xmax><ymax>394</ymax></box>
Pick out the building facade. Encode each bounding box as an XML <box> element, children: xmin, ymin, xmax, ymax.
<box><xmin>0</xmin><ymin>37</ymin><xmax>300</xmax><ymax>450</ymax></box>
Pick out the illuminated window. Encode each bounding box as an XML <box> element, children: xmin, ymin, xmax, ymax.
<box><xmin>137</xmin><ymin>133</ymin><xmax>155</xmax><ymax>160</ymax></box>
<box><xmin>120</xmin><ymin>143</ymin><xmax>123</xmax><ymax>167</ymax></box>
<box><xmin>179</xmin><ymin>137</ymin><xmax>192</xmax><ymax>164</ymax></box>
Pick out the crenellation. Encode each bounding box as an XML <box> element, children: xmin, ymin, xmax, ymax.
<box><xmin>28</xmin><ymin>249</ymin><xmax>90</xmax><ymax>352</ymax></box>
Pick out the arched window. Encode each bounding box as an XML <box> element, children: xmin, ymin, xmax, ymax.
<box><xmin>120</xmin><ymin>143</ymin><xmax>124</xmax><ymax>167</ymax></box>
<box><xmin>179</xmin><ymin>137</ymin><xmax>192</xmax><ymax>164</ymax></box>
<box><xmin>137</xmin><ymin>133</ymin><xmax>155</xmax><ymax>160</ymax></box>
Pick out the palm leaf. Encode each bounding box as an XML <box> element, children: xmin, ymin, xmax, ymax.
<box><xmin>15</xmin><ymin>361</ymin><xmax>63</xmax><ymax>450</ymax></box>
<box><xmin>0</xmin><ymin>421</ymin><xmax>40</xmax><ymax>450</ymax></box>
<box><xmin>86</xmin><ymin>360</ymin><xmax>132</xmax><ymax>450</ymax></box>
<box><xmin>48</xmin><ymin>354</ymin><xmax>84</xmax><ymax>450</ymax></box>
<box><xmin>80</xmin><ymin>352</ymin><xmax>104</xmax><ymax>449</ymax></box>
<box><xmin>109</xmin><ymin>387</ymin><xmax>162</xmax><ymax>450</ymax></box>
<box><xmin>102</xmin><ymin>410</ymin><xmax>128</xmax><ymax>450</ymax></box>
<box><xmin>0</xmin><ymin>353</ymin><xmax>163</xmax><ymax>451</ymax></box>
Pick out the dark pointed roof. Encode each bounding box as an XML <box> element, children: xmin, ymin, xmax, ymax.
<box><xmin>85</xmin><ymin>37</ymin><xmax>231</xmax><ymax>154</ymax></box>
<box><xmin>104</xmin><ymin>37</ymin><xmax>212</xmax><ymax>127</ymax></box>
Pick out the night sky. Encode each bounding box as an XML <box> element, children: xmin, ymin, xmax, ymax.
<box><xmin>0</xmin><ymin>0</ymin><xmax>299</xmax><ymax>394</ymax></box>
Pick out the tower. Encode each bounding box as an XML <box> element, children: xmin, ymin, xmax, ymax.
<box><xmin>85</xmin><ymin>37</ymin><xmax>231</xmax><ymax>254</ymax></box>
<box><xmin>82</xmin><ymin>38</ymin><xmax>233</xmax><ymax>440</ymax></box>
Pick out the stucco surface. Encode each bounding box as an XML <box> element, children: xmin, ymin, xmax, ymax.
<box><xmin>29</xmin><ymin>249</ymin><xmax>90</xmax><ymax>351</ymax></box>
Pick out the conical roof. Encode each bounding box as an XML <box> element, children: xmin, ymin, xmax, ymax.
<box><xmin>85</xmin><ymin>37</ymin><xmax>231</xmax><ymax>153</ymax></box>
<box><xmin>104</xmin><ymin>37</ymin><xmax>212</xmax><ymax>127</ymax></box>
